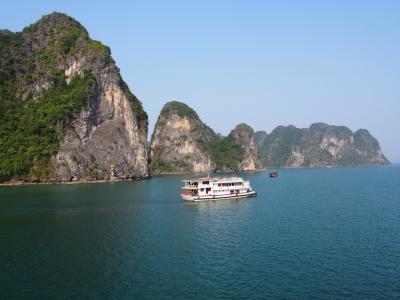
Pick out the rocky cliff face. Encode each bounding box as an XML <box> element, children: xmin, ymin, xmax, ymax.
<box><xmin>258</xmin><ymin>123</ymin><xmax>389</xmax><ymax>167</ymax></box>
<box><xmin>228</xmin><ymin>124</ymin><xmax>264</xmax><ymax>171</ymax></box>
<box><xmin>0</xmin><ymin>13</ymin><xmax>149</xmax><ymax>182</ymax></box>
<box><xmin>150</xmin><ymin>101</ymin><xmax>216</xmax><ymax>174</ymax></box>
<box><xmin>150</xmin><ymin>102</ymin><xmax>265</xmax><ymax>174</ymax></box>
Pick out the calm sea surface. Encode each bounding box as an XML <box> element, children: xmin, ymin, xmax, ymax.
<box><xmin>1</xmin><ymin>166</ymin><xmax>399</xmax><ymax>299</ymax></box>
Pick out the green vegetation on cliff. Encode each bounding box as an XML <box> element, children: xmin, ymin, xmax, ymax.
<box><xmin>0</xmin><ymin>13</ymin><xmax>98</xmax><ymax>182</ymax></box>
<box><xmin>0</xmin><ymin>12</ymin><xmax>148</xmax><ymax>182</ymax></box>
<box><xmin>258</xmin><ymin>125</ymin><xmax>303</xmax><ymax>167</ymax></box>
<box><xmin>198</xmin><ymin>136</ymin><xmax>245</xmax><ymax>171</ymax></box>
<box><xmin>257</xmin><ymin>123</ymin><xmax>389</xmax><ymax>167</ymax></box>
<box><xmin>0</xmin><ymin>72</ymin><xmax>95</xmax><ymax>181</ymax></box>
<box><xmin>151</xmin><ymin>159</ymin><xmax>190</xmax><ymax>173</ymax></box>
<box><xmin>199</xmin><ymin>122</ymin><xmax>262</xmax><ymax>171</ymax></box>
<box><xmin>159</xmin><ymin>101</ymin><xmax>199</xmax><ymax>120</ymax></box>
<box><xmin>122</xmin><ymin>81</ymin><xmax>148</xmax><ymax>133</ymax></box>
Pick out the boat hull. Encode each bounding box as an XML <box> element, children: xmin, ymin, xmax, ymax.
<box><xmin>182</xmin><ymin>190</ymin><xmax>257</xmax><ymax>202</ymax></box>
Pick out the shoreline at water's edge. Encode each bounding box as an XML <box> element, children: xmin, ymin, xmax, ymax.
<box><xmin>1</xmin><ymin>164</ymin><xmax>393</xmax><ymax>186</ymax></box>
<box><xmin>0</xmin><ymin>176</ymin><xmax>152</xmax><ymax>187</ymax></box>
<box><xmin>153</xmin><ymin>164</ymin><xmax>390</xmax><ymax>175</ymax></box>
<box><xmin>152</xmin><ymin>168</ymin><xmax>266</xmax><ymax>176</ymax></box>
<box><xmin>267</xmin><ymin>163</ymin><xmax>391</xmax><ymax>170</ymax></box>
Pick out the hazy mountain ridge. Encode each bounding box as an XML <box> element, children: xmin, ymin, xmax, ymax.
<box><xmin>256</xmin><ymin>123</ymin><xmax>389</xmax><ymax>167</ymax></box>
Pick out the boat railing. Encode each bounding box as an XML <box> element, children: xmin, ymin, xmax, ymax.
<box><xmin>184</xmin><ymin>180</ymin><xmax>246</xmax><ymax>189</ymax></box>
<box><xmin>184</xmin><ymin>183</ymin><xmax>211</xmax><ymax>188</ymax></box>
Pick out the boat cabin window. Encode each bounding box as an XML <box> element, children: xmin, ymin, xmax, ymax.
<box><xmin>202</xmin><ymin>181</ymin><xmax>209</xmax><ymax>185</ymax></box>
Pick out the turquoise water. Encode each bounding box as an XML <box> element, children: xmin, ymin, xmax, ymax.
<box><xmin>1</xmin><ymin>166</ymin><xmax>400</xmax><ymax>299</ymax></box>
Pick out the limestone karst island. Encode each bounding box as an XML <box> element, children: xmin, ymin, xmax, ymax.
<box><xmin>0</xmin><ymin>13</ymin><xmax>389</xmax><ymax>183</ymax></box>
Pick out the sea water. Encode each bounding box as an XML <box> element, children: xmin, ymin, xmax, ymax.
<box><xmin>1</xmin><ymin>166</ymin><xmax>399</xmax><ymax>299</ymax></box>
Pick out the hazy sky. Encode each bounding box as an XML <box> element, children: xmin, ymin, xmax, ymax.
<box><xmin>2</xmin><ymin>1</ymin><xmax>399</xmax><ymax>162</ymax></box>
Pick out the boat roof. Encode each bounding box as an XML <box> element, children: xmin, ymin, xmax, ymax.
<box><xmin>182</xmin><ymin>176</ymin><xmax>244</xmax><ymax>183</ymax></box>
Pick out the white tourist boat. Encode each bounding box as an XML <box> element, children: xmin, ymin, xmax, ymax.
<box><xmin>181</xmin><ymin>176</ymin><xmax>256</xmax><ymax>202</ymax></box>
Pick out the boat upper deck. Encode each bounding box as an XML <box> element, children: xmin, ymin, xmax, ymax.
<box><xmin>182</xmin><ymin>176</ymin><xmax>248</xmax><ymax>189</ymax></box>
<box><xmin>182</xmin><ymin>176</ymin><xmax>244</xmax><ymax>183</ymax></box>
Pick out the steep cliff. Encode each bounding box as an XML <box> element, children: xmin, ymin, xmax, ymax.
<box><xmin>150</xmin><ymin>102</ymin><xmax>264</xmax><ymax>173</ymax></box>
<box><xmin>258</xmin><ymin>123</ymin><xmax>389</xmax><ymax>167</ymax></box>
<box><xmin>150</xmin><ymin>101</ymin><xmax>216</xmax><ymax>174</ymax></box>
<box><xmin>228</xmin><ymin>124</ymin><xmax>264</xmax><ymax>171</ymax></box>
<box><xmin>0</xmin><ymin>13</ymin><xmax>149</xmax><ymax>182</ymax></box>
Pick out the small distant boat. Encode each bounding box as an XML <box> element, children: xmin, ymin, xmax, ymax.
<box><xmin>181</xmin><ymin>175</ymin><xmax>256</xmax><ymax>202</ymax></box>
<box><xmin>269</xmin><ymin>171</ymin><xmax>278</xmax><ymax>178</ymax></box>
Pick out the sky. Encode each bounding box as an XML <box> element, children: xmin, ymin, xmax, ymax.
<box><xmin>1</xmin><ymin>1</ymin><xmax>399</xmax><ymax>162</ymax></box>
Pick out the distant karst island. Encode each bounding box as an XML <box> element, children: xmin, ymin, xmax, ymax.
<box><xmin>0</xmin><ymin>12</ymin><xmax>389</xmax><ymax>183</ymax></box>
